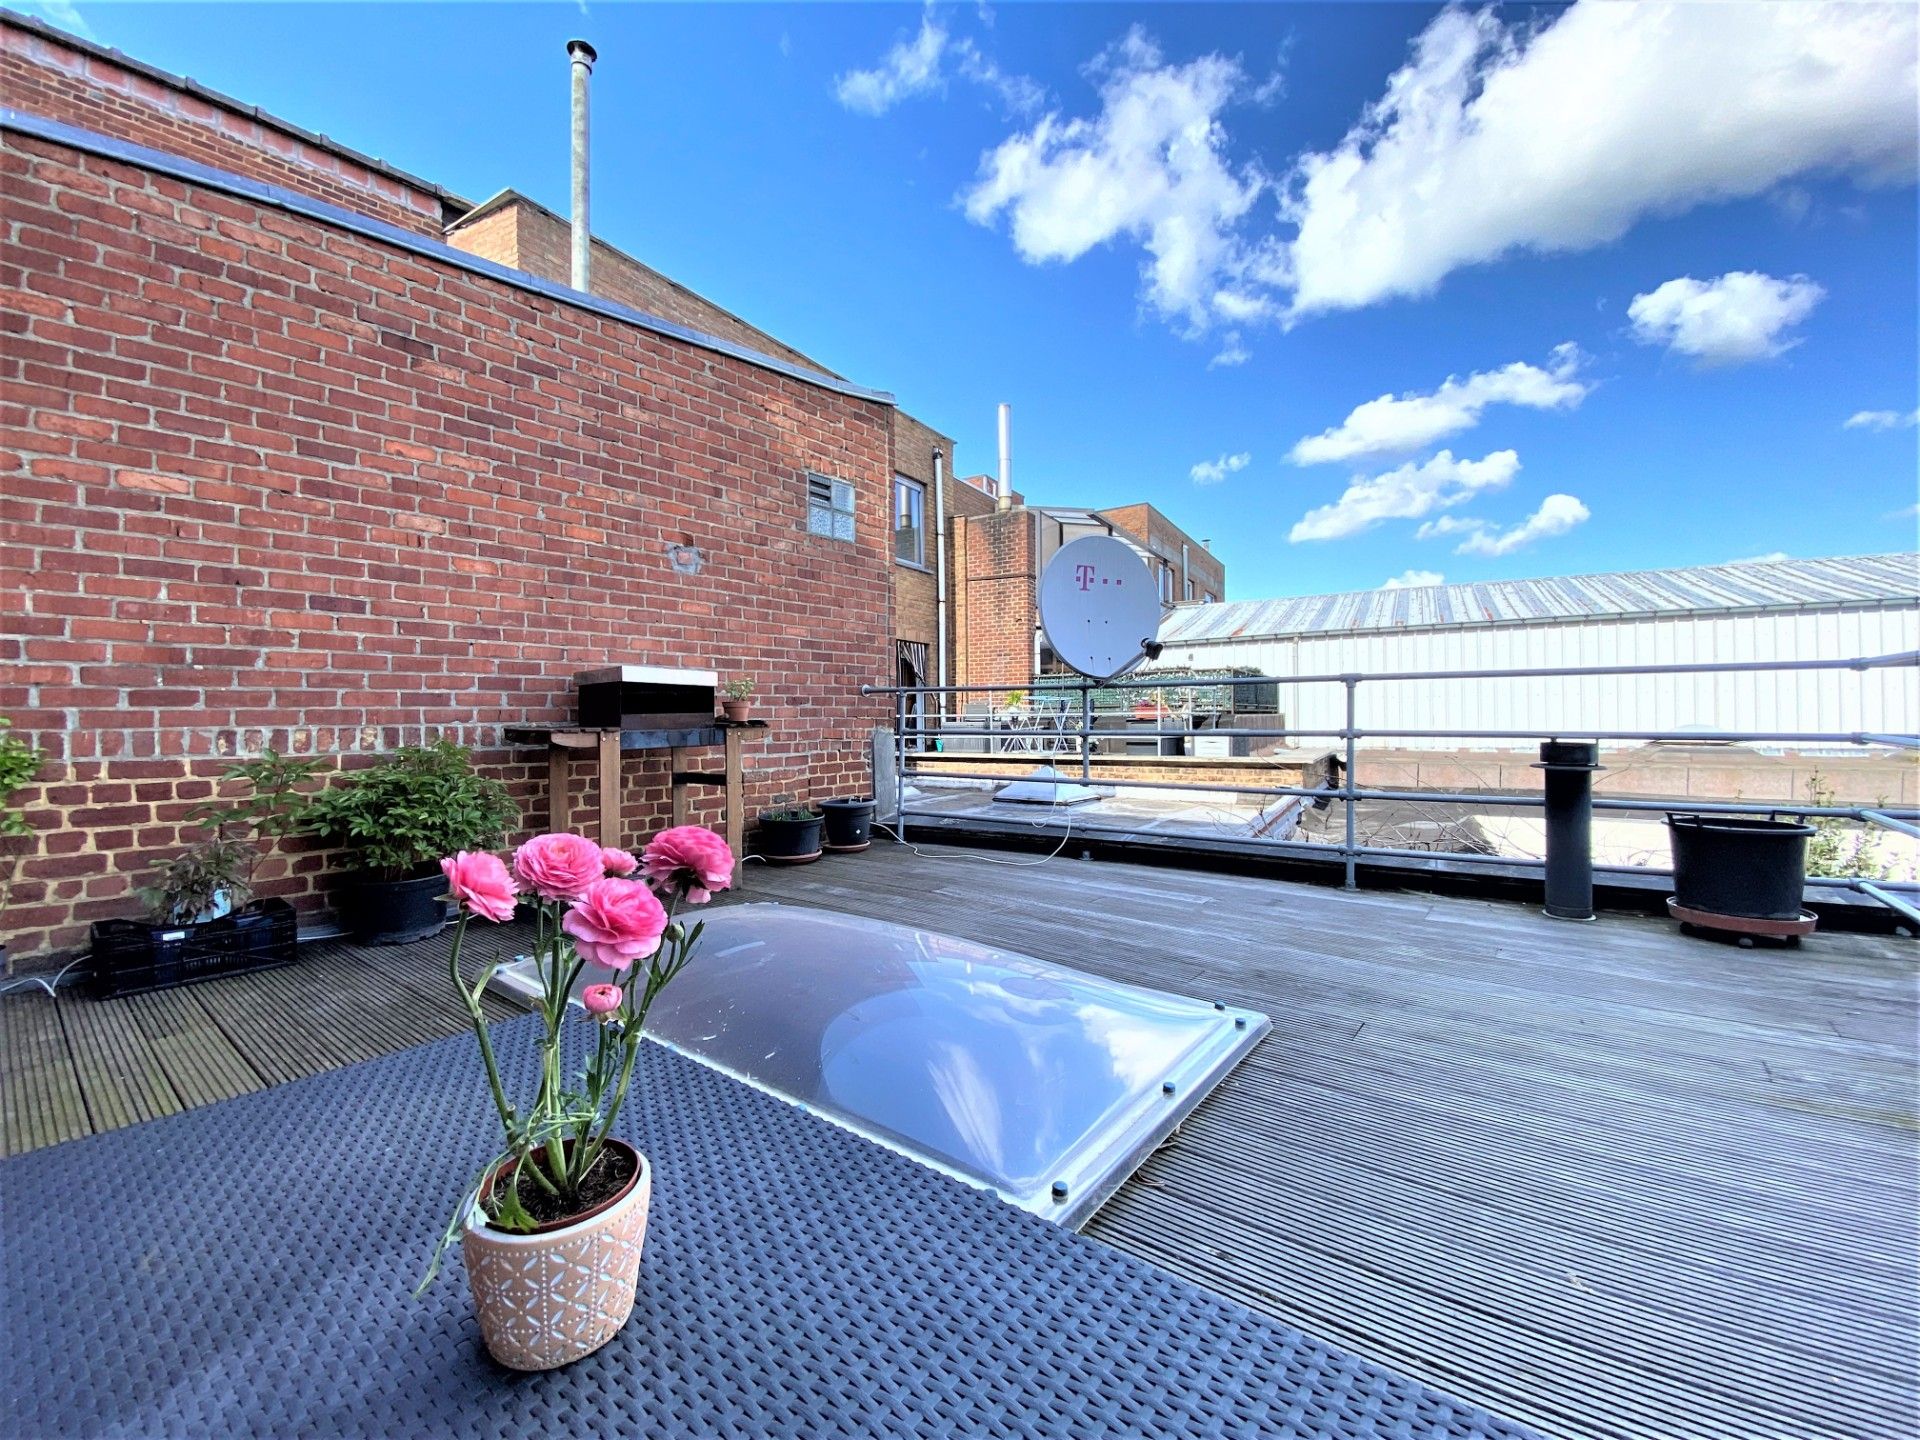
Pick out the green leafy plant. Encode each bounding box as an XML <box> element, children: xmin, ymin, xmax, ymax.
<box><xmin>1804</xmin><ymin>770</ymin><xmax>1893</xmax><ymax>881</ymax></box>
<box><xmin>724</xmin><ymin>676</ymin><xmax>755</xmax><ymax>701</ymax></box>
<box><xmin>301</xmin><ymin>740</ymin><xmax>516</xmax><ymax>879</ymax></box>
<box><xmin>1002</xmin><ymin>689</ymin><xmax>1026</xmax><ymax>709</ymax></box>
<box><xmin>760</xmin><ymin>793</ymin><xmax>818</xmax><ymax>824</ymax></box>
<box><xmin>0</xmin><ymin>718</ymin><xmax>43</xmax><ymax>840</ymax></box>
<box><xmin>138</xmin><ymin>835</ymin><xmax>255</xmax><ymax>925</ymax></box>
<box><xmin>190</xmin><ymin>749</ymin><xmax>326</xmax><ymax>847</ymax></box>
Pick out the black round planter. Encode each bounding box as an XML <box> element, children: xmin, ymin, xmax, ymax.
<box><xmin>821</xmin><ymin>797</ymin><xmax>876</xmax><ymax>852</ymax></box>
<box><xmin>757</xmin><ymin>812</ymin><xmax>824</xmax><ymax>865</ymax></box>
<box><xmin>339</xmin><ymin>869</ymin><xmax>450</xmax><ymax>945</ymax></box>
<box><xmin>1667</xmin><ymin>814</ymin><xmax>1814</xmax><ymax>921</ymax></box>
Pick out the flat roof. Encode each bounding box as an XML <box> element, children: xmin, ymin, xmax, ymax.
<box><xmin>1160</xmin><ymin>552</ymin><xmax>1920</xmax><ymax>643</ymax></box>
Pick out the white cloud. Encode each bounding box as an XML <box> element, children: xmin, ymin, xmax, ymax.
<box><xmin>963</xmin><ymin>28</ymin><xmax>1263</xmax><ymax>330</ymax></box>
<box><xmin>1190</xmin><ymin>451</ymin><xmax>1251</xmax><ymax>485</ymax></box>
<box><xmin>1845</xmin><ymin>408</ymin><xmax>1920</xmax><ymax>431</ymax></box>
<box><xmin>1449</xmin><ymin>494</ymin><xmax>1591</xmax><ymax>557</ymax></box>
<box><xmin>1627</xmin><ymin>272</ymin><xmax>1825</xmax><ymax>364</ymax></box>
<box><xmin>835</xmin><ymin>11</ymin><xmax>950</xmax><ymax>115</ymax></box>
<box><xmin>1206</xmin><ymin>331</ymin><xmax>1250</xmax><ymax>369</ymax></box>
<box><xmin>1288</xmin><ymin>449</ymin><xmax>1519</xmax><ymax>543</ymax></box>
<box><xmin>835</xmin><ymin>6</ymin><xmax>1041</xmax><ymax>117</ymax></box>
<box><xmin>1382</xmin><ymin>569</ymin><xmax>1445</xmax><ymax>590</ymax></box>
<box><xmin>1729</xmin><ymin>552</ymin><xmax>1790</xmax><ymax>565</ymax></box>
<box><xmin>1281</xmin><ymin>1</ymin><xmax>1917</xmax><ymax>318</ymax></box>
<box><xmin>1289</xmin><ymin>343</ymin><xmax>1588</xmax><ymax>465</ymax></box>
<box><xmin>18</xmin><ymin>2</ymin><xmax>95</xmax><ymax>39</ymax></box>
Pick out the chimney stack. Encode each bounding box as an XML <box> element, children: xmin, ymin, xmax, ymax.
<box><xmin>567</xmin><ymin>39</ymin><xmax>597</xmax><ymax>292</ymax></box>
<box><xmin>996</xmin><ymin>402</ymin><xmax>1013</xmax><ymax>512</ymax></box>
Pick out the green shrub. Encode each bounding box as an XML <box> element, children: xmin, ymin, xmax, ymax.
<box><xmin>0</xmin><ymin>718</ymin><xmax>43</xmax><ymax>840</ymax></box>
<box><xmin>302</xmin><ymin>740</ymin><xmax>518</xmax><ymax>879</ymax></box>
<box><xmin>138</xmin><ymin>836</ymin><xmax>255</xmax><ymax>925</ymax></box>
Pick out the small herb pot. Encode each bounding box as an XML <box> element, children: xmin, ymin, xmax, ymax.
<box><xmin>463</xmin><ymin>1140</ymin><xmax>651</xmax><ymax>1371</ymax></box>
<box><xmin>821</xmin><ymin>797</ymin><xmax>876</xmax><ymax>852</ymax></box>
<box><xmin>338</xmin><ymin>868</ymin><xmax>449</xmax><ymax>945</ymax></box>
<box><xmin>757</xmin><ymin>811</ymin><xmax>823</xmax><ymax>864</ymax></box>
<box><xmin>721</xmin><ymin>699</ymin><xmax>752</xmax><ymax>723</ymax></box>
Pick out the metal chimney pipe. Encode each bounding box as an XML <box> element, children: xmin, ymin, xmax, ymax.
<box><xmin>567</xmin><ymin>39</ymin><xmax>597</xmax><ymax>292</ymax></box>
<box><xmin>996</xmin><ymin>402</ymin><xmax>1012</xmax><ymax>512</ymax></box>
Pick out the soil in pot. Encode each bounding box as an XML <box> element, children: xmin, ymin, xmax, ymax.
<box><xmin>1667</xmin><ymin>813</ymin><xmax>1814</xmax><ymax>921</ymax></box>
<box><xmin>758</xmin><ymin>812</ymin><xmax>823</xmax><ymax>864</ymax></box>
<box><xmin>821</xmin><ymin>796</ymin><xmax>875</xmax><ymax>852</ymax></box>
<box><xmin>483</xmin><ymin>1140</ymin><xmax>640</xmax><ymax>1230</ymax></box>
<box><xmin>339</xmin><ymin>868</ymin><xmax>449</xmax><ymax>945</ymax></box>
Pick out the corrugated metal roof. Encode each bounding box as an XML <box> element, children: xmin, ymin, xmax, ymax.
<box><xmin>1158</xmin><ymin>553</ymin><xmax>1920</xmax><ymax>644</ymax></box>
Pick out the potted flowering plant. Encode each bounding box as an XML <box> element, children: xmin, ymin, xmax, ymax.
<box><xmin>423</xmin><ymin>823</ymin><xmax>736</xmax><ymax>1371</ymax></box>
<box><xmin>721</xmin><ymin>676</ymin><xmax>755</xmax><ymax>723</ymax></box>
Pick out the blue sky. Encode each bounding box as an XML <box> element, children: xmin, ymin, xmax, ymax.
<box><xmin>24</xmin><ymin>1</ymin><xmax>1920</xmax><ymax>599</ymax></box>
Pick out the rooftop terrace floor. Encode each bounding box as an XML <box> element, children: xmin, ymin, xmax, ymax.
<box><xmin>5</xmin><ymin>845</ymin><xmax>1914</xmax><ymax>1440</ymax></box>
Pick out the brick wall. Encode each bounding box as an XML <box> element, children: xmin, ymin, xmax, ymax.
<box><xmin>958</xmin><ymin>510</ymin><xmax>1038</xmax><ymax>692</ymax></box>
<box><xmin>0</xmin><ymin>122</ymin><xmax>894</xmax><ymax>964</ymax></box>
<box><xmin>445</xmin><ymin>195</ymin><xmax>831</xmax><ymax>375</ymax></box>
<box><xmin>0</xmin><ymin>17</ymin><xmax>453</xmax><ymax>237</ymax></box>
<box><xmin>1097</xmin><ymin>503</ymin><xmax>1226</xmax><ymax>603</ymax></box>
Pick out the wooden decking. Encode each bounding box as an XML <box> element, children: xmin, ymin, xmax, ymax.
<box><xmin>4</xmin><ymin>847</ymin><xmax>1915</xmax><ymax>1440</ymax></box>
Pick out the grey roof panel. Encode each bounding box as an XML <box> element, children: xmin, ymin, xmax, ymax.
<box><xmin>1160</xmin><ymin>553</ymin><xmax>1920</xmax><ymax>644</ymax></box>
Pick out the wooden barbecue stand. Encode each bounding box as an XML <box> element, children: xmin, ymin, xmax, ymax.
<box><xmin>502</xmin><ymin>720</ymin><xmax>766</xmax><ymax>885</ymax></box>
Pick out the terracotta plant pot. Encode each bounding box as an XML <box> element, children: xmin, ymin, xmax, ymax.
<box><xmin>721</xmin><ymin>698</ymin><xmax>752</xmax><ymax>723</ymax></box>
<box><xmin>462</xmin><ymin>1140</ymin><xmax>652</xmax><ymax>1371</ymax></box>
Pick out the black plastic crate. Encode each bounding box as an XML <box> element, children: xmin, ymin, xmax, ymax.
<box><xmin>89</xmin><ymin>899</ymin><xmax>298</xmax><ymax>999</ymax></box>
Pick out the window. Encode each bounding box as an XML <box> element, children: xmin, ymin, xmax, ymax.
<box><xmin>1159</xmin><ymin>565</ymin><xmax>1174</xmax><ymax>604</ymax></box>
<box><xmin>893</xmin><ymin>476</ymin><xmax>925</xmax><ymax>565</ymax></box>
<box><xmin>1185</xmin><ymin>578</ymin><xmax>1195</xmax><ymax>601</ymax></box>
<box><xmin>806</xmin><ymin>473</ymin><xmax>856</xmax><ymax>542</ymax></box>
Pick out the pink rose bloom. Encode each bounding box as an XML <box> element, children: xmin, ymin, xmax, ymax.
<box><xmin>600</xmin><ymin>846</ymin><xmax>639</xmax><ymax>877</ymax></box>
<box><xmin>561</xmin><ymin>878</ymin><xmax>667</xmax><ymax>970</ymax></box>
<box><xmin>512</xmin><ymin>832</ymin><xmax>605</xmax><ymax>902</ymax></box>
<box><xmin>641</xmin><ymin>825</ymin><xmax>736</xmax><ymax>904</ymax></box>
<box><xmin>440</xmin><ymin>851</ymin><xmax>517</xmax><ymax>923</ymax></box>
<box><xmin>581</xmin><ymin>982</ymin><xmax>623</xmax><ymax>1016</ymax></box>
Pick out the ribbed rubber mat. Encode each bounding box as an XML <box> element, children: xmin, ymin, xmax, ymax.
<box><xmin>1</xmin><ymin>1014</ymin><xmax>1536</xmax><ymax>1438</ymax></box>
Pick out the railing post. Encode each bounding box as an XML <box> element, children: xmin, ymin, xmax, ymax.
<box><xmin>1538</xmin><ymin>740</ymin><xmax>1602</xmax><ymax>920</ymax></box>
<box><xmin>894</xmin><ymin>687</ymin><xmax>908</xmax><ymax>844</ymax></box>
<box><xmin>1343</xmin><ymin>677</ymin><xmax>1358</xmax><ymax>890</ymax></box>
<box><xmin>1080</xmin><ymin>683</ymin><xmax>1093</xmax><ymax>783</ymax></box>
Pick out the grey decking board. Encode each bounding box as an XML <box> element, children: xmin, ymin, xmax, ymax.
<box><xmin>750</xmin><ymin>847</ymin><xmax>1917</xmax><ymax>1440</ymax></box>
<box><xmin>3</xmin><ymin>847</ymin><xmax>1912</xmax><ymax>1440</ymax></box>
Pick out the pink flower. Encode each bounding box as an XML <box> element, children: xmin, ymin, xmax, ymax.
<box><xmin>641</xmin><ymin>825</ymin><xmax>736</xmax><ymax>904</ymax></box>
<box><xmin>600</xmin><ymin>846</ymin><xmax>639</xmax><ymax>877</ymax></box>
<box><xmin>512</xmin><ymin>832</ymin><xmax>605</xmax><ymax>902</ymax></box>
<box><xmin>440</xmin><ymin>851</ymin><xmax>518</xmax><ymax>923</ymax></box>
<box><xmin>581</xmin><ymin>982</ymin><xmax>623</xmax><ymax>1016</ymax></box>
<box><xmin>562</xmin><ymin>878</ymin><xmax>667</xmax><ymax>971</ymax></box>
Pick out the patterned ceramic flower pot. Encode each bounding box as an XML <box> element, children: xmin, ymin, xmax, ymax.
<box><xmin>462</xmin><ymin>1141</ymin><xmax>651</xmax><ymax>1371</ymax></box>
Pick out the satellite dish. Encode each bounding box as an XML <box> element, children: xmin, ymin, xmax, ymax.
<box><xmin>1038</xmin><ymin>535</ymin><xmax>1164</xmax><ymax>681</ymax></box>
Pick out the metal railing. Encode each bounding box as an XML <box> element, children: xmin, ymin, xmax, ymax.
<box><xmin>863</xmin><ymin>650</ymin><xmax>1920</xmax><ymax>925</ymax></box>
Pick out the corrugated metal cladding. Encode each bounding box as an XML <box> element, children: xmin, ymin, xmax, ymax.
<box><xmin>1147</xmin><ymin>554</ymin><xmax>1919</xmax><ymax>748</ymax></box>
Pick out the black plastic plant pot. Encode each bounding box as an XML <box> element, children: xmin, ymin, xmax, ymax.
<box><xmin>757</xmin><ymin>813</ymin><xmax>824</xmax><ymax>865</ymax></box>
<box><xmin>1667</xmin><ymin>814</ymin><xmax>1815</xmax><ymax>921</ymax></box>
<box><xmin>821</xmin><ymin>797</ymin><xmax>876</xmax><ymax>853</ymax></box>
<box><xmin>338</xmin><ymin>869</ymin><xmax>449</xmax><ymax>945</ymax></box>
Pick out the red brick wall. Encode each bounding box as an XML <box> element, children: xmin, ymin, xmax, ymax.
<box><xmin>958</xmin><ymin>510</ymin><xmax>1038</xmax><ymax>692</ymax></box>
<box><xmin>0</xmin><ymin>18</ymin><xmax>451</xmax><ymax>236</ymax></box>
<box><xmin>0</xmin><ymin>126</ymin><xmax>893</xmax><ymax>964</ymax></box>
<box><xmin>446</xmin><ymin>197</ymin><xmax>832</xmax><ymax>375</ymax></box>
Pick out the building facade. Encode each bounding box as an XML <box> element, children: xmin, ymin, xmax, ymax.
<box><xmin>0</xmin><ymin>15</ymin><xmax>899</xmax><ymax>961</ymax></box>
